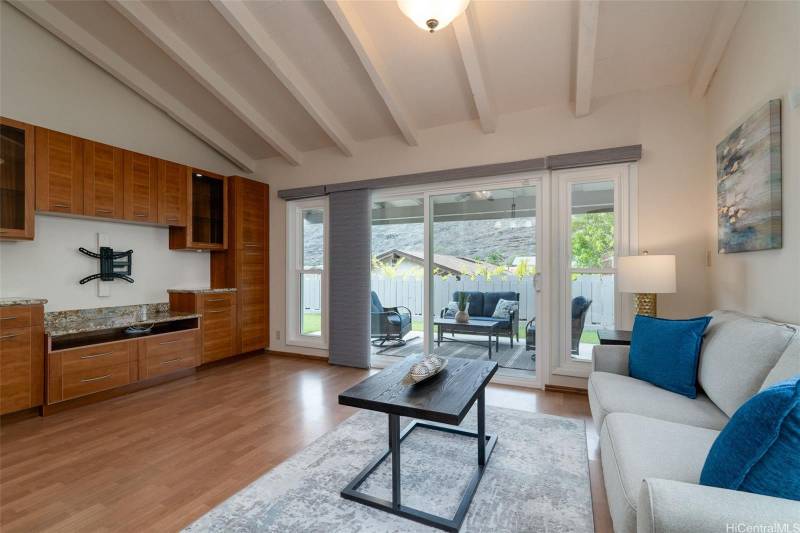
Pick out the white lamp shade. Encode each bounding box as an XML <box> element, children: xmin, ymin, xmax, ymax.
<box><xmin>397</xmin><ymin>0</ymin><xmax>470</xmax><ymax>32</ymax></box>
<box><xmin>617</xmin><ymin>255</ymin><xmax>676</xmax><ymax>294</ymax></box>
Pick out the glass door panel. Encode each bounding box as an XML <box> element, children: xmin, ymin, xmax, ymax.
<box><xmin>430</xmin><ymin>185</ymin><xmax>538</xmax><ymax>378</ymax></box>
<box><xmin>370</xmin><ymin>196</ymin><xmax>425</xmax><ymax>359</ymax></box>
<box><xmin>300</xmin><ymin>208</ymin><xmax>325</xmax><ymax>337</ymax></box>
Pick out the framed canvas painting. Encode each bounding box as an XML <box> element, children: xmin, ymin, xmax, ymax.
<box><xmin>717</xmin><ymin>99</ymin><xmax>782</xmax><ymax>253</ymax></box>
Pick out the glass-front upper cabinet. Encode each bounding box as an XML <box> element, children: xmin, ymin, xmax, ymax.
<box><xmin>0</xmin><ymin>117</ymin><xmax>35</xmax><ymax>240</ymax></box>
<box><xmin>169</xmin><ymin>168</ymin><xmax>227</xmax><ymax>250</ymax></box>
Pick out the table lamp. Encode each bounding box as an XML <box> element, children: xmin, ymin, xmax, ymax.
<box><xmin>617</xmin><ymin>253</ymin><xmax>676</xmax><ymax>317</ymax></box>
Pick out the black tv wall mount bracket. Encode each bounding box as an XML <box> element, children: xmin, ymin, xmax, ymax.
<box><xmin>78</xmin><ymin>246</ymin><xmax>134</xmax><ymax>284</ymax></box>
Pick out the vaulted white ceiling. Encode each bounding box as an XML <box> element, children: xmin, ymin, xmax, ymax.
<box><xmin>10</xmin><ymin>0</ymin><xmax>733</xmax><ymax>171</ymax></box>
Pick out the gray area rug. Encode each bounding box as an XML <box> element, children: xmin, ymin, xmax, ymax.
<box><xmin>186</xmin><ymin>406</ymin><xmax>593</xmax><ymax>532</ymax></box>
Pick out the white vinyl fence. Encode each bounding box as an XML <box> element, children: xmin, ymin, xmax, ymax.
<box><xmin>303</xmin><ymin>273</ymin><xmax>615</xmax><ymax>329</ymax></box>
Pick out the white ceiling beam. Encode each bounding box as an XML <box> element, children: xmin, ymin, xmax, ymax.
<box><xmin>452</xmin><ymin>8</ymin><xmax>496</xmax><ymax>134</ymax></box>
<box><xmin>689</xmin><ymin>1</ymin><xmax>745</xmax><ymax>99</ymax></box>
<box><xmin>211</xmin><ymin>0</ymin><xmax>354</xmax><ymax>157</ymax></box>
<box><xmin>324</xmin><ymin>0</ymin><xmax>418</xmax><ymax>146</ymax></box>
<box><xmin>574</xmin><ymin>0</ymin><xmax>599</xmax><ymax>118</ymax></box>
<box><xmin>110</xmin><ymin>0</ymin><xmax>302</xmax><ymax>166</ymax></box>
<box><xmin>9</xmin><ymin>0</ymin><xmax>256</xmax><ymax>173</ymax></box>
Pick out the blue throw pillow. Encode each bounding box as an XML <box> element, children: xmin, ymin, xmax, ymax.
<box><xmin>700</xmin><ymin>376</ymin><xmax>800</xmax><ymax>501</ymax></box>
<box><xmin>628</xmin><ymin>315</ymin><xmax>711</xmax><ymax>398</ymax></box>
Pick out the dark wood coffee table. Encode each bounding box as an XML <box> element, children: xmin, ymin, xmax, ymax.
<box><xmin>339</xmin><ymin>356</ymin><xmax>498</xmax><ymax>532</ymax></box>
<box><xmin>434</xmin><ymin>317</ymin><xmax>501</xmax><ymax>358</ymax></box>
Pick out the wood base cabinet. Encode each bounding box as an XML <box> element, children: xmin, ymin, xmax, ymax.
<box><xmin>0</xmin><ymin>304</ymin><xmax>44</xmax><ymax>415</ymax></box>
<box><xmin>211</xmin><ymin>176</ymin><xmax>269</xmax><ymax>354</ymax></box>
<box><xmin>169</xmin><ymin>292</ymin><xmax>237</xmax><ymax>364</ymax></box>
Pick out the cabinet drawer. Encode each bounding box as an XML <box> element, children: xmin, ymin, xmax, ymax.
<box><xmin>60</xmin><ymin>341</ymin><xmax>130</xmax><ymax>373</ymax></box>
<box><xmin>62</xmin><ymin>363</ymin><xmax>130</xmax><ymax>401</ymax></box>
<box><xmin>202</xmin><ymin>293</ymin><xmax>234</xmax><ymax>310</ymax></box>
<box><xmin>141</xmin><ymin>330</ymin><xmax>198</xmax><ymax>378</ymax></box>
<box><xmin>0</xmin><ymin>306</ymin><xmax>31</xmax><ymax>330</ymax></box>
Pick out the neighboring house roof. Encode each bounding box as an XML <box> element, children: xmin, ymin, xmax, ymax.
<box><xmin>374</xmin><ymin>249</ymin><xmax>508</xmax><ymax>278</ymax></box>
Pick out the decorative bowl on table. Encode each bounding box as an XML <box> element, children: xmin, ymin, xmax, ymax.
<box><xmin>407</xmin><ymin>355</ymin><xmax>447</xmax><ymax>384</ymax></box>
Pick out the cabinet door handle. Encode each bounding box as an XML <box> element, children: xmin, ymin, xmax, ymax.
<box><xmin>134</xmin><ymin>212</ymin><xmax>148</xmax><ymax>218</ymax></box>
<box><xmin>53</xmin><ymin>203</ymin><xmax>70</xmax><ymax>208</ymax></box>
<box><xmin>81</xmin><ymin>374</ymin><xmax>111</xmax><ymax>383</ymax></box>
<box><xmin>206</xmin><ymin>298</ymin><xmax>226</xmax><ymax>302</ymax></box>
<box><xmin>96</xmin><ymin>209</ymin><xmax>113</xmax><ymax>214</ymax></box>
<box><xmin>244</xmin><ymin>243</ymin><xmax>259</xmax><ymax>247</ymax></box>
<box><xmin>160</xmin><ymin>358</ymin><xmax>181</xmax><ymax>365</ymax></box>
<box><xmin>0</xmin><ymin>333</ymin><xmax>20</xmax><ymax>340</ymax></box>
<box><xmin>0</xmin><ymin>316</ymin><xmax>18</xmax><ymax>321</ymax></box>
<box><xmin>159</xmin><ymin>340</ymin><xmax>178</xmax><ymax>345</ymax></box>
<box><xmin>206</xmin><ymin>310</ymin><xmax>227</xmax><ymax>314</ymax></box>
<box><xmin>80</xmin><ymin>351</ymin><xmax>113</xmax><ymax>359</ymax></box>
<box><xmin>167</xmin><ymin>216</ymin><xmax>179</xmax><ymax>221</ymax></box>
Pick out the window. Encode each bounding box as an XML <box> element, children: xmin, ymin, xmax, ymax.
<box><xmin>286</xmin><ymin>198</ymin><xmax>328</xmax><ymax>349</ymax></box>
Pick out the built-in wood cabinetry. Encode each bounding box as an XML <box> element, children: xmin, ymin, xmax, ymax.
<box><xmin>169</xmin><ymin>292</ymin><xmax>237</xmax><ymax>363</ymax></box>
<box><xmin>158</xmin><ymin>160</ymin><xmax>188</xmax><ymax>227</ymax></box>
<box><xmin>211</xmin><ymin>177</ymin><xmax>269</xmax><ymax>354</ymax></box>
<box><xmin>169</xmin><ymin>169</ymin><xmax>227</xmax><ymax>250</ymax></box>
<box><xmin>123</xmin><ymin>151</ymin><xmax>159</xmax><ymax>223</ymax></box>
<box><xmin>0</xmin><ymin>304</ymin><xmax>44</xmax><ymax>415</ymax></box>
<box><xmin>35</xmin><ymin>127</ymin><xmax>84</xmax><ymax>215</ymax></box>
<box><xmin>83</xmin><ymin>140</ymin><xmax>124</xmax><ymax>219</ymax></box>
<box><xmin>0</xmin><ymin>117</ymin><xmax>35</xmax><ymax>240</ymax></box>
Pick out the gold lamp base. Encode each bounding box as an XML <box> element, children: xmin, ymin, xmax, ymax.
<box><xmin>634</xmin><ymin>293</ymin><xmax>657</xmax><ymax>317</ymax></box>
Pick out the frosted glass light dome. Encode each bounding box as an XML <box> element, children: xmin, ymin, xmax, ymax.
<box><xmin>397</xmin><ymin>0</ymin><xmax>470</xmax><ymax>33</ymax></box>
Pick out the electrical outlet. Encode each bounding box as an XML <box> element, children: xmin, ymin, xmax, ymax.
<box><xmin>275</xmin><ymin>330</ymin><xmax>281</xmax><ymax>341</ymax></box>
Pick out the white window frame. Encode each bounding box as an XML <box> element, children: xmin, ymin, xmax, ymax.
<box><xmin>285</xmin><ymin>197</ymin><xmax>329</xmax><ymax>350</ymax></box>
<box><xmin>552</xmin><ymin>163</ymin><xmax>638</xmax><ymax>378</ymax></box>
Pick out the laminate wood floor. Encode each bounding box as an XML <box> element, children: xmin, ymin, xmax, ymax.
<box><xmin>0</xmin><ymin>354</ymin><xmax>611</xmax><ymax>533</ymax></box>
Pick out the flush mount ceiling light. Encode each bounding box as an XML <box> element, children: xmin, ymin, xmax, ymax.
<box><xmin>397</xmin><ymin>0</ymin><xmax>470</xmax><ymax>33</ymax></box>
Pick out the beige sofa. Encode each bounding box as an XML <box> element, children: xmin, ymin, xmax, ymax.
<box><xmin>588</xmin><ymin>310</ymin><xmax>800</xmax><ymax>533</ymax></box>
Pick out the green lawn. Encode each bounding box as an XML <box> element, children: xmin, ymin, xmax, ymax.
<box><xmin>304</xmin><ymin>312</ymin><xmax>600</xmax><ymax>344</ymax></box>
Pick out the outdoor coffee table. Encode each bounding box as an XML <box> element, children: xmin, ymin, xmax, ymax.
<box><xmin>434</xmin><ymin>317</ymin><xmax>501</xmax><ymax>358</ymax></box>
<box><xmin>338</xmin><ymin>356</ymin><xmax>498</xmax><ymax>532</ymax></box>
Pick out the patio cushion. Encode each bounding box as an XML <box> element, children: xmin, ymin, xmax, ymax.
<box><xmin>469</xmin><ymin>316</ymin><xmax>510</xmax><ymax>328</ymax></box>
<box><xmin>452</xmin><ymin>291</ymin><xmax>484</xmax><ymax>317</ymax></box>
<box><xmin>483</xmin><ymin>292</ymin><xmax>517</xmax><ymax>317</ymax></box>
<box><xmin>370</xmin><ymin>292</ymin><xmax>383</xmax><ymax>314</ymax></box>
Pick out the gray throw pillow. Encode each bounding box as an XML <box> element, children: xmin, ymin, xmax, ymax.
<box><xmin>444</xmin><ymin>301</ymin><xmax>459</xmax><ymax>317</ymax></box>
<box><xmin>492</xmin><ymin>299</ymin><xmax>518</xmax><ymax>319</ymax></box>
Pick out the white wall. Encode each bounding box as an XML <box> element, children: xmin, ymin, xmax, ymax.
<box><xmin>705</xmin><ymin>1</ymin><xmax>800</xmax><ymax>325</ymax></box>
<box><xmin>0</xmin><ymin>215</ymin><xmax>208</xmax><ymax>311</ymax></box>
<box><xmin>260</xmin><ymin>84</ymin><xmax>711</xmax><ymax>387</ymax></box>
<box><xmin>0</xmin><ymin>4</ymin><xmax>250</xmax><ymax>312</ymax></box>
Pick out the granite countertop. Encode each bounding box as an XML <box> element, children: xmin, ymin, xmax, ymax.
<box><xmin>0</xmin><ymin>297</ymin><xmax>48</xmax><ymax>307</ymax></box>
<box><xmin>45</xmin><ymin>303</ymin><xmax>201</xmax><ymax>337</ymax></box>
<box><xmin>167</xmin><ymin>288</ymin><xmax>237</xmax><ymax>294</ymax></box>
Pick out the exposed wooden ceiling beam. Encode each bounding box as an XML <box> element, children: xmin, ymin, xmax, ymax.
<box><xmin>324</xmin><ymin>0</ymin><xmax>418</xmax><ymax>146</ymax></box>
<box><xmin>452</xmin><ymin>7</ymin><xmax>496</xmax><ymax>134</ymax></box>
<box><xmin>211</xmin><ymin>0</ymin><xmax>355</xmax><ymax>157</ymax></box>
<box><xmin>574</xmin><ymin>0</ymin><xmax>599</xmax><ymax>117</ymax></box>
<box><xmin>9</xmin><ymin>0</ymin><xmax>256</xmax><ymax>173</ymax></box>
<box><xmin>689</xmin><ymin>1</ymin><xmax>745</xmax><ymax>99</ymax></box>
<box><xmin>110</xmin><ymin>0</ymin><xmax>302</xmax><ymax>166</ymax></box>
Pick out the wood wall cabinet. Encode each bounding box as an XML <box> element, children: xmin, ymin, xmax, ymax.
<box><xmin>158</xmin><ymin>160</ymin><xmax>188</xmax><ymax>227</ymax></box>
<box><xmin>169</xmin><ymin>291</ymin><xmax>237</xmax><ymax>363</ymax></box>
<box><xmin>211</xmin><ymin>177</ymin><xmax>269</xmax><ymax>354</ymax></box>
<box><xmin>0</xmin><ymin>117</ymin><xmax>35</xmax><ymax>240</ymax></box>
<box><xmin>83</xmin><ymin>140</ymin><xmax>124</xmax><ymax>219</ymax></box>
<box><xmin>35</xmin><ymin>127</ymin><xmax>83</xmax><ymax>215</ymax></box>
<box><xmin>0</xmin><ymin>304</ymin><xmax>44</xmax><ymax>415</ymax></box>
<box><xmin>123</xmin><ymin>151</ymin><xmax>159</xmax><ymax>223</ymax></box>
<box><xmin>169</xmin><ymin>169</ymin><xmax>227</xmax><ymax>250</ymax></box>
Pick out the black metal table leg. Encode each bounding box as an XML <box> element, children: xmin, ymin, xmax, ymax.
<box><xmin>488</xmin><ymin>332</ymin><xmax>492</xmax><ymax>358</ymax></box>
<box><xmin>389</xmin><ymin>414</ymin><xmax>401</xmax><ymax>509</ymax></box>
<box><xmin>478</xmin><ymin>390</ymin><xmax>486</xmax><ymax>466</ymax></box>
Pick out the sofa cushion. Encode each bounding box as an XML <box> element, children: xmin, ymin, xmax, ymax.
<box><xmin>601</xmin><ymin>413</ymin><xmax>719</xmax><ymax>533</ymax></box>
<box><xmin>491</xmin><ymin>298</ymin><xmax>518</xmax><ymax>320</ymax></box>
<box><xmin>700</xmin><ymin>376</ymin><xmax>800</xmax><ymax>501</ymax></box>
<box><xmin>482</xmin><ymin>291</ymin><xmax>517</xmax><ymax>317</ymax></box>
<box><xmin>452</xmin><ymin>291</ymin><xmax>484</xmax><ymax>317</ymax></box>
<box><xmin>760</xmin><ymin>335</ymin><xmax>800</xmax><ymax>391</ymax></box>
<box><xmin>629</xmin><ymin>315</ymin><xmax>711</xmax><ymax>398</ymax></box>
<box><xmin>588</xmin><ymin>371</ymin><xmax>729</xmax><ymax>431</ymax></box>
<box><xmin>698</xmin><ymin>310</ymin><xmax>796</xmax><ymax>417</ymax></box>
<box><xmin>469</xmin><ymin>316</ymin><xmax>510</xmax><ymax>327</ymax></box>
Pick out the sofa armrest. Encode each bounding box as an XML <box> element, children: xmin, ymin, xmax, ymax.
<box><xmin>591</xmin><ymin>345</ymin><xmax>630</xmax><ymax>375</ymax></box>
<box><xmin>638</xmin><ymin>478</ymin><xmax>800</xmax><ymax>533</ymax></box>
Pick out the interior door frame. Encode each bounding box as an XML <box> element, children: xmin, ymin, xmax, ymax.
<box><xmin>371</xmin><ymin>171</ymin><xmax>548</xmax><ymax>389</ymax></box>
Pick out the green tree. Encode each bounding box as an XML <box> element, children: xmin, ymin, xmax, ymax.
<box><xmin>571</xmin><ymin>213</ymin><xmax>614</xmax><ymax>268</ymax></box>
